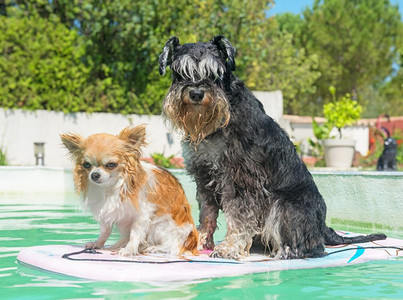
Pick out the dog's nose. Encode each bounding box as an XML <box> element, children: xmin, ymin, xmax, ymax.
<box><xmin>91</xmin><ymin>172</ymin><xmax>101</xmax><ymax>182</ymax></box>
<box><xmin>189</xmin><ymin>89</ymin><xmax>205</xmax><ymax>102</ymax></box>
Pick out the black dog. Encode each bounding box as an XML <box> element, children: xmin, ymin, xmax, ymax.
<box><xmin>159</xmin><ymin>35</ymin><xmax>386</xmax><ymax>259</ymax></box>
<box><xmin>377</xmin><ymin>133</ymin><xmax>398</xmax><ymax>171</ymax></box>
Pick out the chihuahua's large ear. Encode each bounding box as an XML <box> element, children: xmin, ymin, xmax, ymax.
<box><xmin>60</xmin><ymin>133</ymin><xmax>84</xmax><ymax>158</ymax></box>
<box><xmin>159</xmin><ymin>36</ymin><xmax>180</xmax><ymax>76</ymax></box>
<box><xmin>118</xmin><ymin>125</ymin><xmax>147</xmax><ymax>156</ymax></box>
<box><xmin>211</xmin><ymin>35</ymin><xmax>236</xmax><ymax>71</ymax></box>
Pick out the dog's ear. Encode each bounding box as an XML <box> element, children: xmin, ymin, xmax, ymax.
<box><xmin>118</xmin><ymin>125</ymin><xmax>147</xmax><ymax>154</ymax></box>
<box><xmin>159</xmin><ymin>36</ymin><xmax>181</xmax><ymax>76</ymax></box>
<box><xmin>211</xmin><ymin>35</ymin><xmax>236</xmax><ymax>71</ymax></box>
<box><xmin>60</xmin><ymin>133</ymin><xmax>84</xmax><ymax>158</ymax></box>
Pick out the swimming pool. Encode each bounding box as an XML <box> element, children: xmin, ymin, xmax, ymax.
<box><xmin>1</xmin><ymin>167</ymin><xmax>402</xmax><ymax>299</ymax></box>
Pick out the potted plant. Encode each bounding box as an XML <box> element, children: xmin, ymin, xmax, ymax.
<box><xmin>314</xmin><ymin>86</ymin><xmax>362</xmax><ymax>168</ymax></box>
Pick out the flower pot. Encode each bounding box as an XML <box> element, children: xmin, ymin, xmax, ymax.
<box><xmin>302</xmin><ymin>156</ymin><xmax>318</xmax><ymax>168</ymax></box>
<box><xmin>322</xmin><ymin>138</ymin><xmax>356</xmax><ymax>168</ymax></box>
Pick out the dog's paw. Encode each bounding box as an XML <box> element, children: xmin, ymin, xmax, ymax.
<box><xmin>209</xmin><ymin>244</ymin><xmax>243</xmax><ymax>260</ymax></box>
<box><xmin>118</xmin><ymin>245</ymin><xmax>138</xmax><ymax>257</ymax></box>
<box><xmin>198</xmin><ymin>231</ymin><xmax>215</xmax><ymax>250</ymax></box>
<box><xmin>274</xmin><ymin>246</ymin><xmax>305</xmax><ymax>260</ymax></box>
<box><xmin>85</xmin><ymin>241</ymin><xmax>103</xmax><ymax>249</ymax></box>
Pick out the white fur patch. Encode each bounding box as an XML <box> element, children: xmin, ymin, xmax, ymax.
<box><xmin>262</xmin><ymin>200</ymin><xmax>283</xmax><ymax>255</ymax></box>
<box><xmin>143</xmin><ymin>215</ymin><xmax>194</xmax><ymax>255</ymax></box>
<box><xmin>85</xmin><ymin>177</ymin><xmax>128</xmax><ymax>226</ymax></box>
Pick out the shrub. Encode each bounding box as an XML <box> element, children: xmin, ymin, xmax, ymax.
<box><xmin>0</xmin><ymin>8</ymin><xmax>127</xmax><ymax>113</ymax></box>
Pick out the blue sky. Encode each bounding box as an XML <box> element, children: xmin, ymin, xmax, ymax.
<box><xmin>268</xmin><ymin>0</ymin><xmax>403</xmax><ymax>19</ymax></box>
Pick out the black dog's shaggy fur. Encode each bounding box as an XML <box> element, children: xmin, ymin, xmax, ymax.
<box><xmin>377</xmin><ymin>137</ymin><xmax>398</xmax><ymax>171</ymax></box>
<box><xmin>159</xmin><ymin>35</ymin><xmax>386</xmax><ymax>259</ymax></box>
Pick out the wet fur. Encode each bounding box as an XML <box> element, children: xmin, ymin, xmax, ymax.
<box><xmin>159</xmin><ymin>35</ymin><xmax>386</xmax><ymax>260</ymax></box>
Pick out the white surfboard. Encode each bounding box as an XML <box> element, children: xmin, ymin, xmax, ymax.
<box><xmin>17</xmin><ymin>232</ymin><xmax>403</xmax><ymax>282</ymax></box>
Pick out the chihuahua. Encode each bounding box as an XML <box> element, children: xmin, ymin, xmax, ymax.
<box><xmin>61</xmin><ymin>125</ymin><xmax>198</xmax><ymax>256</ymax></box>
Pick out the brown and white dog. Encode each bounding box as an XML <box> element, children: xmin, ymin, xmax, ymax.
<box><xmin>60</xmin><ymin>125</ymin><xmax>198</xmax><ymax>256</ymax></box>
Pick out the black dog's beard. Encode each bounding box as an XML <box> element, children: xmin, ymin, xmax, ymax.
<box><xmin>163</xmin><ymin>88</ymin><xmax>230</xmax><ymax>145</ymax></box>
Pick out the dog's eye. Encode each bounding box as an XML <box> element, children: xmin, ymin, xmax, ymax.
<box><xmin>106</xmin><ymin>162</ymin><xmax>117</xmax><ymax>169</ymax></box>
<box><xmin>83</xmin><ymin>162</ymin><xmax>92</xmax><ymax>169</ymax></box>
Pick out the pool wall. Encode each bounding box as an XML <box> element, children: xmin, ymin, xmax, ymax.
<box><xmin>1</xmin><ymin>167</ymin><xmax>402</xmax><ymax>232</ymax></box>
<box><xmin>311</xmin><ymin>171</ymin><xmax>403</xmax><ymax>231</ymax></box>
<box><xmin>0</xmin><ymin>166</ymin><xmax>75</xmax><ymax>205</ymax></box>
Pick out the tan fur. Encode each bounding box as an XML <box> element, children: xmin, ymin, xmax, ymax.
<box><xmin>73</xmin><ymin>164</ymin><xmax>88</xmax><ymax>194</ymax></box>
<box><xmin>150</xmin><ymin>168</ymin><xmax>199</xmax><ymax>255</ymax></box>
<box><xmin>121</xmin><ymin>156</ymin><xmax>147</xmax><ymax>209</ymax></box>
<box><xmin>164</xmin><ymin>89</ymin><xmax>230</xmax><ymax>145</ymax></box>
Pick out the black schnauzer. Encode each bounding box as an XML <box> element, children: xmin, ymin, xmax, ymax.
<box><xmin>159</xmin><ymin>35</ymin><xmax>386</xmax><ymax>260</ymax></box>
<box><xmin>377</xmin><ymin>136</ymin><xmax>398</xmax><ymax>171</ymax></box>
<box><xmin>376</xmin><ymin>137</ymin><xmax>397</xmax><ymax>171</ymax></box>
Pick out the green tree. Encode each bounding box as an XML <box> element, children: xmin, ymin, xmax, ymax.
<box><xmin>0</xmin><ymin>4</ymin><xmax>130</xmax><ymax>113</ymax></box>
<box><xmin>378</xmin><ymin>73</ymin><xmax>403</xmax><ymax>116</ymax></box>
<box><xmin>276</xmin><ymin>12</ymin><xmax>304</xmax><ymax>39</ymax></box>
<box><xmin>297</xmin><ymin>0</ymin><xmax>402</xmax><ymax>115</ymax></box>
<box><xmin>245</xmin><ymin>31</ymin><xmax>321</xmax><ymax>115</ymax></box>
<box><xmin>1</xmin><ymin>0</ymin><xmax>282</xmax><ymax>114</ymax></box>
<box><xmin>64</xmin><ymin>0</ymin><xmax>277</xmax><ymax>112</ymax></box>
<box><xmin>3</xmin><ymin>0</ymin><xmax>369</xmax><ymax>117</ymax></box>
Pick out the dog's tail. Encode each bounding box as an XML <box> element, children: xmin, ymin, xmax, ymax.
<box><xmin>324</xmin><ymin>227</ymin><xmax>386</xmax><ymax>246</ymax></box>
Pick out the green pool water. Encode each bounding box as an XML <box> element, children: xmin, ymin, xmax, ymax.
<box><xmin>1</xmin><ymin>173</ymin><xmax>403</xmax><ymax>299</ymax></box>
